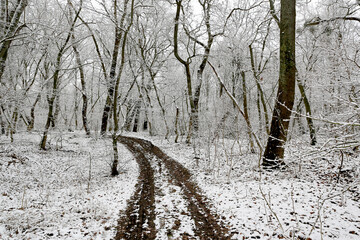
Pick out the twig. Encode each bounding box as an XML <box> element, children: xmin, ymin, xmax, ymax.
<box><xmin>259</xmin><ymin>186</ymin><xmax>285</xmax><ymax>234</ymax></box>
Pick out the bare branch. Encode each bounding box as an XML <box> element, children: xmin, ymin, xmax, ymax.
<box><xmin>305</xmin><ymin>16</ymin><xmax>360</xmax><ymax>27</ymax></box>
<box><xmin>218</xmin><ymin>1</ymin><xmax>264</xmax><ymax>36</ymax></box>
<box><xmin>269</xmin><ymin>0</ymin><xmax>280</xmax><ymax>27</ymax></box>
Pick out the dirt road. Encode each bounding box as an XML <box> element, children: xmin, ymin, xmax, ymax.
<box><xmin>115</xmin><ymin>136</ymin><xmax>232</xmax><ymax>240</ymax></box>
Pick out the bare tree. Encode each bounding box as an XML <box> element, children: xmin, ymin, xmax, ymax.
<box><xmin>133</xmin><ymin>5</ymin><xmax>172</xmax><ymax>138</ymax></box>
<box><xmin>173</xmin><ymin>0</ymin><xmax>224</xmax><ymax>146</ymax></box>
<box><xmin>40</xmin><ymin>1</ymin><xmax>81</xmax><ymax>150</ymax></box>
<box><xmin>100</xmin><ymin>0</ymin><xmax>130</xmax><ymax>136</ymax></box>
<box><xmin>70</xmin><ymin>3</ymin><xmax>90</xmax><ymax>135</ymax></box>
<box><xmin>110</xmin><ymin>0</ymin><xmax>135</xmax><ymax>176</ymax></box>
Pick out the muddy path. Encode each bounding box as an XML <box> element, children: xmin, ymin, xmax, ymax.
<box><xmin>115</xmin><ymin>136</ymin><xmax>233</xmax><ymax>239</ymax></box>
<box><xmin>114</xmin><ymin>137</ymin><xmax>156</xmax><ymax>239</ymax></box>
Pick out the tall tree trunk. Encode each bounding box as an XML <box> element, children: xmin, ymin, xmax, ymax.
<box><xmin>150</xmin><ymin>73</ymin><xmax>170</xmax><ymax>139</ymax></box>
<box><xmin>124</xmin><ymin>104</ymin><xmax>133</xmax><ymax>131</ymax></box>
<box><xmin>262</xmin><ymin>0</ymin><xmax>296</xmax><ymax>167</ymax></box>
<box><xmin>74</xmin><ymin>80</ymin><xmax>79</xmax><ymax>129</ymax></box>
<box><xmin>132</xmin><ymin>102</ymin><xmax>141</xmax><ymax>132</ymax></box>
<box><xmin>208</xmin><ymin>62</ymin><xmax>263</xmax><ymax>152</ymax></box>
<box><xmin>257</xmin><ymin>91</ymin><xmax>263</xmax><ymax>134</ymax></box>
<box><xmin>10</xmin><ymin>107</ymin><xmax>18</xmax><ymax>137</ymax></box>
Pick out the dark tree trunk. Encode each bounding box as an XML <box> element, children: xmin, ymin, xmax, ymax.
<box><xmin>132</xmin><ymin>102</ymin><xmax>141</xmax><ymax>132</ymax></box>
<box><xmin>0</xmin><ymin>112</ymin><xmax>5</xmax><ymax>134</ymax></box>
<box><xmin>262</xmin><ymin>0</ymin><xmax>296</xmax><ymax>168</ymax></box>
<box><xmin>28</xmin><ymin>91</ymin><xmax>41</xmax><ymax>132</ymax></box>
<box><xmin>143</xmin><ymin>120</ymin><xmax>148</xmax><ymax>131</ymax></box>
<box><xmin>175</xmin><ymin>107</ymin><xmax>180</xmax><ymax>143</ymax></box>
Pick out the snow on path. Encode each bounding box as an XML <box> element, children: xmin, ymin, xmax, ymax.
<box><xmin>149</xmin><ymin>153</ymin><xmax>196</xmax><ymax>239</ymax></box>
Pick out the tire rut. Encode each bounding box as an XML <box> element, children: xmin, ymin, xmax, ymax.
<box><xmin>114</xmin><ymin>137</ymin><xmax>156</xmax><ymax>240</ymax></box>
<box><xmin>116</xmin><ymin>136</ymin><xmax>233</xmax><ymax>239</ymax></box>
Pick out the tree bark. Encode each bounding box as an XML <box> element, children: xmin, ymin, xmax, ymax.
<box><xmin>28</xmin><ymin>92</ymin><xmax>41</xmax><ymax>131</ymax></box>
<box><xmin>262</xmin><ymin>0</ymin><xmax>296</xmax><ymax>168</ymax></box>
<box><xmin>0</xmin><ymin>110</ymin><xmax>5</xmax><ymax>134</ymax></box>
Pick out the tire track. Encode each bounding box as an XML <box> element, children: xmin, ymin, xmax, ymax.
<box><xmin>114</xmin><ymin>137</ymin><xmax>156</xmax><ymax>240</ymax></box>
<box><xmin>117</xmin><ymin>136</ymin><xmax>233</xmax><ymax>239</ymax></box>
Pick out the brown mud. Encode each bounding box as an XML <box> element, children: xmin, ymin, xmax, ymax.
<box><xmin>115</xmin><ymin>136</ymin><xmax>233</xmax><ymax>240</ymax></box>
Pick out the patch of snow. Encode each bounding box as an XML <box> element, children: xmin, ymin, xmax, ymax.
<box><xmin>145</xmin><ymin>133</ymin><xmax>360</xmax><ymax>240</ymax></box>
<box><xmin>149</xmin><ymin>154</ymin><xmax>196</xmax><ymax>239</ymax></box>
<box><xmin>0</xmin><ymin>131</ymin><xmax>138</xmax><ymax>240</ymax></box>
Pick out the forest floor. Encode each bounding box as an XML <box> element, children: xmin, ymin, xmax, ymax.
<box><xmin>0</xmin><ymin>131</ymin><xmax>360</xmax><ymax>239</ymax></box>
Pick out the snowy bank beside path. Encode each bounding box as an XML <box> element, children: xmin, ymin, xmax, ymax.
<box><xmin>145</xmin><ymin>133</ymin><xmax>360</xmax><ymax>240</ymax></box>
<box><xmin>0</xmin><ymin>132</ymin><xmax>138</xmax><ymax>240</ymax></box>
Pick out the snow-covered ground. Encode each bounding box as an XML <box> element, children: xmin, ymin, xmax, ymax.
<box><xmin>146</xmin><ymin>133</ymin><xmax>360</xmax><ymax>240</ymax></box>
<box><xmin>0</xmin><ymin>131</ymin><xmax>138</xmax><ymax>240</ymax></box>
<box><xmin>1</xmin><ymin>131</ymin><xmax>359</xmax><ymax>239</ymax></box>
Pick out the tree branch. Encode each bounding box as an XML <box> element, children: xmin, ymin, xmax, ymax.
<box><xmin>305</xmin><ymin>16</ymin><xmax>360</xmax><ymax>27</ymax></box>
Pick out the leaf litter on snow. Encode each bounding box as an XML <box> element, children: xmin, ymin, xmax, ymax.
<box><xmin>129</xmin><ymin>132</ymin><xmax>360</xmax><ymax>240</ymax></box>
<box><xmin>0</xmin><ymin>131</ymin><xmax>138</xmax><ymax>240</ymax></box>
